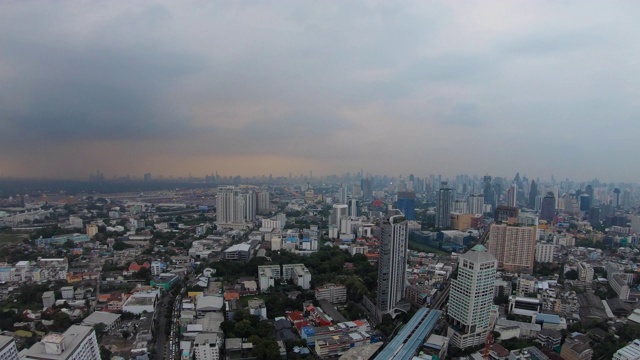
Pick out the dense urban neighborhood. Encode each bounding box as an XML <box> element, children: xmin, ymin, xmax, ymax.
<box><xmin>0</xmin><ymin>174</ymin><xmax>639</xmax><ymax>360</ymax></box>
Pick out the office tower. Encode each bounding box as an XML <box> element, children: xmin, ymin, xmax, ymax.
<box><xmin>436</xmin><ymin>182</ymin><xmax>452</xmax><ymax>228</ymax></box>
<box><xmin>468</xmin><ymin>194</ymin><xmax>485</xmax><ymax>215</ymax></box>
<box><xmin>376</xmin><ymin>210</ymin><xmax>409</xmax><ymax>319</ymax></box>
<box><xmin>579</xmin><ymin>194</ymin><xmax>591</xmax><ymax>211</ymax></box>
<box><xmin>528</xmin><ymin>180</ymin><xmax>538</xmax><ymax>209</ymax></box>
<box><xmin>447</xmin><ymin>245</ymin><xmax>497</xmax><ymax>349</ymax></box>
<box><xmin>585</xmin><ymin>185</ymin><xmax>594</xmax><ymax>202</ymax></box>
<box><xmin>22</xmin><ymin>326</ymin><xmax>99</xmax><ymax>360</ymax></box>
<box><xmin>331</xmin><ymin>204</ymin><xmax>349</xmax><ymax>226</ymax></box>
<box><xmin>588</xmin><ymin>207</ymin><xmax>601</xmax><ymax>227</ymax></box>
<box><xmin>396</xmin><ymin>191</ymin><xmax>416</xmax><ymax>220</ymax></box>
<box><xmin>483</xmin><ymin>176</ymin><xmax>496</xmax><ymax>211</ymax></box>
<box><xmin>349</xmin><ymin>198</ymin><xmax>360</xmax><ymax>217</ymax></box>
<box><xmin>257</xmin><ymin>191</ymin><xmax>271</xmax><ymax>214</ymax></box>
<box><xmin>453</xmin><ymin>199</ymin><xmax>468</xmax><ymax>214</ymax></box>
<box><xmin>540</xmin><ymin>192</ymin><xmax>556</xmax><ymax>223</ymax></box>
<box><xmin>488</xmin><ymin>223</ymin><xmax>536</xmax><ymax>273</ymax></box>
<box><xmin>361</xmin><ymin>178</ymin><xmax>373</xmax><ymax>200</ymax></box>
<box><xmin>244</xmin><ymin>191</ymin><xmax>256</xmax><ymax>221</ymax></box>
<box><xmin>338</xmin><ymin>184</ymin><xmax>348</xmax><ymax>204</ymax></box>
<box><xmin>506</xmin><ymin>184</ymin><xmax>517</xmax><ymax>207</ymax></box>
<box><xmin>216</xmin><ymin>186</ymin><xmax>238</xmax><ymax>225</ymax></box>
<box><xmin>613</xmin><ymin>188</ymin><xmax>621</xmax><ymax>207</ymax></box>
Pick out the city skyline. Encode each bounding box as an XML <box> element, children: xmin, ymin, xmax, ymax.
<box><xmin>1</xmin><ymin>2</ymin><xmax>640</xmax><ymax>181</ymax></box>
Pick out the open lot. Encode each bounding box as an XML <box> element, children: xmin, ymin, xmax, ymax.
<box><xmin>0</xmin><ymin>233</ymin><xmax>28</xmax><ymax>243</ymax></box>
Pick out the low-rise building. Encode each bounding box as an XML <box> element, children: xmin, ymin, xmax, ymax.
<box><xmin>315</xmin><ymin>284</ymin><xmax>347</xmax><ymax>304</ymax></box>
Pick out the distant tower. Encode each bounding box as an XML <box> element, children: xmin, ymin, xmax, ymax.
<box><xmin>540</xmin><ymin>192</ymin><xmax>556</xmax><ymax>223</ymax></box>
<box><xmin>613</xmin><ymin>188</ymin><xmax>621</xmax><ymax>207</ymax></box>
<box><xmin>436</xmin><ymin>182</ymin><xmax>452</xmax><ymax>228</ymax></box>
<box><xmin>468</xmin><ymin>194</ymin><xmax>485</xmax><ymax>215</ymax></box>
<box><xmin>376</xmin><ymin>210</ymin><xmax>408</xmax><ymax>319</ymax></box>
<box><xmin>448</xmin><ymin>245</ymin><xmax>497</xmax><ymax>349</ymax></box>
<box><xmin>506</xmin><ymin>183</ymin><xmax>517</xmax><ymax>207</ymax></box>
<box><xmin>216</xmin><ymin>186</ymin><xmax>238</xmax><ymax>225</ymax></box>
<box><xmin>396</xmin><ymin>192</ymin><xmax>416</xmax><ymax>220</ymax></box>
<box><xmin>483</xmin><ymin>176</ymin><xmax>496</xmax><ymax>211</ymax></box>
<box><xmin>528</xmin><ymin>180</ymin><xmax>538</xmax><ymax>209</ymax></box>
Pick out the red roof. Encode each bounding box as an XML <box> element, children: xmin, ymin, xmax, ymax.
<box><xmin>287</xmin><ymin>311</ymin><xmax>305</xmax><ymax>322</ymax></box>
<box><xmin>129</xmin><ymin>262</ymin><xmax>150</xmax><ymax>272</ymax></box>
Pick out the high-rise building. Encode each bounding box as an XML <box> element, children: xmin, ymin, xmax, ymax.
<box><xmin>494</xmin><ymin>205</ymin><xmax>519</xmax><ymax>223</ymax></box>
<box><xmin>447</xmin><ymin>245</ymin><xmax>497</xmax><ymax>349</ymax></box>
<box><xmin>396</xmin><ymin>191</ymin><xmax>416</xmax><ymax>221</ymax></box>
<box><xmin>361</xmin><ymin>178</ymin><xmax>373</xmax><ymax>200</ymax></box>
<box><xmin>577</xmin><ymin>262</ymin><xmax>594</xmax><ymax>283</ymax></box>
<box><xmin>488</xmin><ymin>223</ymin><xmax>536</xmax><ymax>273</ymax></box>
<box><xmin>528</xmin><ymin>180</ymin><xmax>538</xmax><ymax>209</ymax></box>
<box><xmin>436</xmin><ymin>182</ymin><xmax>452</xmax><ymax>228</ymax></box>
<box><xmin>506</xmin><ymin>183</ymin><xmax>517</xmax><ymax>207</ymax></box>
<box><xmin>376</xmin><ymin>210</ymin><xmax>408</xmax><ymax>319</ymax></box>
<box><xmin>216</xmin><ymin>186</ymin><xmax>238</xmax><ymax>225</ymax></box>
<box><xmin>540</xmin><ymin>192</ymin><xmax>556</xmax><ymax>223</ymax></box>
<box><xmin>22</xmin><ymin>326</ymin><xmax>99</xmax><ymax>360</ymax></box>
<box><xmin>330</xmin><ymin>204</ymin><xmax>349</xmax><ymax>226</ymax></box>
<box><xmin>244</xmin><ymin>191</ymin><xmax>256</xmax><ymax>221</ymax></box>
<box><xmin>348</xmin><ymin>199</ymin><xmax>360</xmax><ymax>218</ymax></box>
<box><xmin>579</xmin><ymin>194</ymin><xmax>592</xmax><ymax>211</ymax></box>
<box><xmin>468</xmin><ymin>194</ymin><xmax>485</xmax><ymax>215</ymax></box>
<box><xmin>483</xmin><ymin>176</ymin><xmax>496</xmax><ymax>211</ymax></box>
<box><xmin>257</xmin><ymin>191</ymin><xmax>271</xmax><ymax>214</ymax></box>
<box><xmin>338</xmin><ymin>184</ymin><xmax>348</xmax><ymax>204</ymax></box>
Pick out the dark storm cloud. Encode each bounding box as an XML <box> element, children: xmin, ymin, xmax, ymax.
<box><xmin>0</xmin><ymin>1</ymin><xmax>639</xmax><ymax>180</ymax></box>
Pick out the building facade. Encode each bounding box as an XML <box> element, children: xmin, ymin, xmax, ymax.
<box><xmin>447</xmin><ymin>245</ymin><xmax>497</xmax><ymax>349</ymax></box>
<box><xmin>376</xmin><ymin>210</ymin><xmax>408</xmax><ymax>318</ymax></box>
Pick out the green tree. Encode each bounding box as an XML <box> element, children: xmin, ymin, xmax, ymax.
<box><xmin>565</xmin><ymin>269</ymin><xmax>579</xmax><ymax>280</ymax></box>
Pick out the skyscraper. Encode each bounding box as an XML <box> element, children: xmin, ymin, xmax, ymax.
<box><xmin>216</xmin><ymin>186</ymin><xmax>238</xmax><ymax>225</ymax></box>
<box><xmin>376</xmin><ymin>210</ymin><xmax>408</xmax><ymax>319</ymax></box>
<box><xmin>436</xmin><ymin>182</ymin><xmax>452</xmax><ymax>228</ymax></box>
<box><xmin>528</xmin><ymin>180</ymin><xmax>538</xmax><ymax>209</ymax></box>
<box><xmin>506</xmin><ymin>183</ymin><xmax>517</xmax><ymax>207</ymax></box>
<box><xmin>338</xmin><ymin>184</ymin><xmax>348</xmax><ymax>204</ymax></box>
<box><xmin>257</xmin><ymin>191</ymin><xmax>271</xmax><ymax>214</ymax></box>
<box><xmin>396</xmin><ymin>191</ymin><xmax>416</xmax><ymax>220</ymax></box>
<box><xmin>488</xmin><ymin>223</ymin><xmax>536</xmax><ymax>273</ymax></box>
<box><xmin>540</xmin><ymin>192</ymin><xmax>556</xmax><ymax>223</ymax></box>
<box><xmin>468</xmin><ymin>193</ymin><xmax>485</xmax><ymax>215</ymax></box>
<box><xmin>483</xmin><ymin>176</ymin><xmax>496</xmax><ymax>211</ymax></box>
<box><xmin>447</xmin><ymin>245</ymin><xmax>497</xmax><ymax>349</ymax></box>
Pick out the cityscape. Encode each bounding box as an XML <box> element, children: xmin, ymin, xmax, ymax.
<box><xmin>2</xmin><ymin>1</ymin><xmax>640</xmax><ymax>360</ymax></box>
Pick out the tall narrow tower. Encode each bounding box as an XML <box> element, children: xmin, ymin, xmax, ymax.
<box><xmin>436</xmin><ymin>182</ymin><xmax>452</xmax><ymax>228</ymax></box>
<box><xmin>448</xmin><ymin>245</ymin><xmax>497</xmax><ymax>349</ymax></box>
<box><xmin>216</xmin><ymin>186</ymin><xmax>238</xmax><ymax>225</ymax></box>
<box><xmin>376</xmin><ymin>210</ymin><xmax>408</xmax><ymax>319</ymax></box>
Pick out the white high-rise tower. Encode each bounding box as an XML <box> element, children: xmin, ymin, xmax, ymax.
<box><xmin>447</xmin><ymin>245</ymin><xmax>497</xmax><ymax>349</ymax></box>
<box><xmin>376</xmin><ymin>210</ymin><xmax>408</xmax><ymax>319</ymax></box>
<box><xmin>216</xmin><ymin>186</ymin><xmax>238</xmax><ymax>225</ymax></box>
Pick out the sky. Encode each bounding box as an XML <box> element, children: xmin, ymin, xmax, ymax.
<box><xmin>1</xmin><ymin>1</ymin><xmax>639</xmax><ymax>182</ymax></box>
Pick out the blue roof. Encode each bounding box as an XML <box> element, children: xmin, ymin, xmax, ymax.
<box><xmin>536</xmin><ymin>313</ymin><xmax>560</xmax><ymax>324</ymax></box>
<box><xmin>374</xmin><ymin>308</ymin><xmax>441</xmax><ymax>360</ymax></box>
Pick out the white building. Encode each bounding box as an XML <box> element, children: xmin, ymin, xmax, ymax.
<box><xmin>122</xmin><ymin>290</ymin><xmax>159</xmax><ymax>314</ymax></box>
<box><xmin>258</xmin><ymin>264</ymin><xmax>311</xmax><ymax>291</ymax></box>
<box><xmin>22</xmin><ymin>326</ymin><xmax>99</xmax><ymax>360</ymax></box>
<box><xmin>315</xmin><ymin>284</ymin><xmax>347</xmax><ymax>304</ymax></box>
<box><xmin>447</xmin><ymin>245</ymin><xmax>497</xmax><ymax>349</ymax></box>
<box><xmin>376</xmin><ymin>210</ymin><xmax>408</xmax><ymax>318</ymax></box>
<box><xmin>194</xmin><ymin>333</ymin><xmax>220</xmax><ymax>360</ymax></box>
<box><xmin>61</xmin><ymin>286</ymin><xmax>74</xmax><ymax>300</ymax></box>
<box><xmin>248</xmin><ymin>299</ymin><xmax>267</xmax><ymax>320</ymax></box>
<box><xmin>614</xmin><ymin>339</ymin><xmax>640</xmax><ymax>360</ymax></box>
<box><xmin>151</xmin><ymin>261</ymin><xmax>163</xmax><ymax>276</ymax></box>
<box><xmin>69</xmin><ymin>216</ymin><xmax>83</xmax><ymax>229</ymax></box>
<box><xmin>42</xmin><ymin>291</ymin><xmax>56</xmax><ymax>309</ymax></box>
<box><xmin>468</xmin><ymin>193</ymin><xmax>485</xmax><ymax>215</ymax></box>
<box><xmin>0</xmin><ymin>335</ymin><xmax>18</xmax><ymax>360</ymax></box>
<box><xmin>535</xmin><ymin>243</ymin><xmax>554</xmax><ymax>263</ymax></box>
<box><xmin>577</xmin><ymin>262</ymin><xmax>594</xmax><ymax>283</ymax></box>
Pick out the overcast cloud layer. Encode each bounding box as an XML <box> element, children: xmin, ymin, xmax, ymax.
<box><xmin>1</xmin><ymin>1</ymin><xmax>639</xmax><ymax>181</ymax></box>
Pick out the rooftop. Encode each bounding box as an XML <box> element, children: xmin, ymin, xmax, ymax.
<box><xmin>82</xmin><ymin>311</ymin><xmax>121</xmax><ymax>327</ymax></box>
<box><xmin>22</xmin><ymin>325</ymin><xmax>94</xmax><ymax>360</ymax></box>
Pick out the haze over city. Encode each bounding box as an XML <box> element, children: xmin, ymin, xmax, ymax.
<box><xmin>1</xmin><ymin>1</ymin><xmax>639</xmax><ymax>181</ymax></box>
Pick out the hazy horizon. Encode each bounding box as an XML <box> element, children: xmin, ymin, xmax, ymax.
<box><xmin>1</xmin><ymin>2</ymin><xmax>639</xmax><ymax>182</ymax></box>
